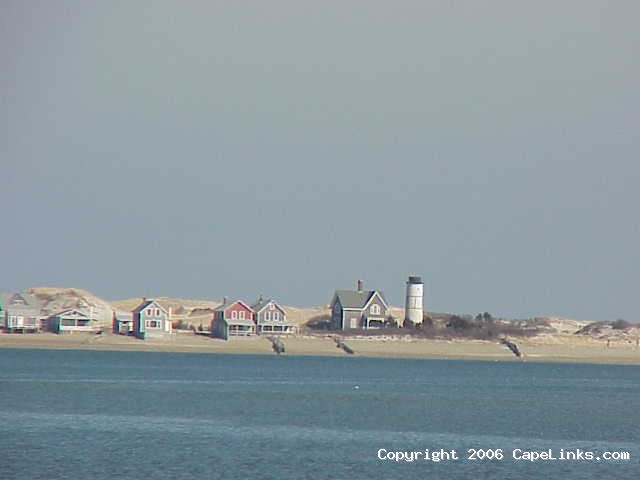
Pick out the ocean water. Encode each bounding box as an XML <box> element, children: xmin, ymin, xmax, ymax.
<box><xmin>0</xmin><ymin>349</ymin><xmax>638</xmax><ymax>479</ymax></box>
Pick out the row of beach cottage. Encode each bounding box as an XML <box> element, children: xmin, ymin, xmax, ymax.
<box><xmin>0</xmin><ymin>292</ymin><xmax>101</xmax><ymax>335</ymax></box>
<box><xmin>0</xmin><ymin>292</ymin><xmax>297</xmax><ymax>340</ymax></box>
<box><xmin>2</xmin><ymin>280</ymin><xmax>402</xmax><ymax>339</ymax></box>
<box><xmin>113</xmin><ymin>296</ymin><xmax>298</xmax><ymax>339</ymax></box>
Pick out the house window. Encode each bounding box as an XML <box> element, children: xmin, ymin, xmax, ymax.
<box><xmin>273</xmin><ymin>312</ymin><xmax>279</xmax><ymax>321</ymax></box>
<box><xmin>11</xmin><ymin>295</ymin><xmax>26</xmax><ymax>305</ymax></box>
<box><xmin>265</xmin><ymin>312</ymin><xmax>271</xmax><ymax>321</ymax></box>
<box><xmin>239</xmin><ymin>311</ymin><xmax>245</xmax><ymax>320</ymax></box>
<box><xmin>156</xmin><ymin>309</ymin><xmax>161</xmax><ymax>317</ymax></box>
<box><xmin>231</xmin><ymin>311</ymin><xmax>238</xmax><ymax>320</ymax></box>
<box><xmin>370</xmin><ymin>304</ymin><xmax>380</xmax><ymax>315</ymax></box>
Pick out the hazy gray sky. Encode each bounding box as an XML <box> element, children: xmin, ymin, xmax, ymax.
<box><xmin>2</xmin><ymin>1</ymin><xmax>639</xmax><ymax>320</ymax></box>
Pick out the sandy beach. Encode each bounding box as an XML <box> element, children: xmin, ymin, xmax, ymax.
<box><xmin>1</xmin><ymin>331</ymin><xmax>639</xmax><ymax>365</ymax></box>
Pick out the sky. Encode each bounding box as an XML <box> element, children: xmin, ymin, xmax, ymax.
<box><xmin>2</xmin><ymin>1</ymin><xmax>639</xmax><ymax>320</ymax></box>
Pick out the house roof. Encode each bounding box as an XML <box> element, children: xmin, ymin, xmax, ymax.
<box><xmin>333</xmin><ymin>290</ymin><xmax>388</xmax><ymax>310</ymax></box>
<box><xmin>0</xmin><ymin>292</ymin><xmax>41</xmax><ymax>312</ymax></box>
<box><xmin>114</xmin><ymin>311</ymin><xmax>132</xmax><ymax>322</ymax></box>
<box><xmin>133</xmin><ymin>299</ymin><xmax>167</xmax><ymax>315</ymax></box>
<box><xmin>214</xmin><ymin>300</ymin><xmax>253</xmax><ymax>313</ymax></box>
<box><xmin>51</xmin><ymin>308</ymin><xmax>91</xmax><ymax>319</ymax></box>
<box><xmin>250</xmin><ymin>298</ymin><xmax>285</xmax><ymax>314</ymax></box>
<box><xmin>222</xmin><ymin>317</ymin><xmax>256</xmax><ymax>326</ymax></box>
<box><xmin>251</xmin><ymin>297</ymin><xmax>270</xmax><ymax>312</ymax></box>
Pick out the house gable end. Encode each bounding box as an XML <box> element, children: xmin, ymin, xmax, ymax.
<box><xmin>221</xmin><ymin>301</ymin><xmax>254</xmax><ymax>320</ymax></box>
<box><xmin>256</xmin><ymin>302</ymin><xmax>287</xmax><ymax>324</ymax></box>
<box><xmin>138</xmin><ymin>301</ymin><xmax>168</xmax><ymax>315</ymax></box>
<box><xmin>329</xmin><ymin>292</ymin><xmax>340</xmax><ymax>310</ymax></box>
<box><xmin>55</xmin><ymin>309</ymin><xmax>90</xmax><ymax>319</ymax></box>
<box><xmin>9</xmin><ymin>293</ymin><xmax>28</xmax><ymax>306</ymax></box>
<box><xmin>363</xmin><ymin>291</ymin><xmax>389</xmax><ymax>312</ymax></box>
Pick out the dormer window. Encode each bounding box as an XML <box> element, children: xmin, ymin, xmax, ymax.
<box><xmin>10</xmin><ymin>295</ymin><xmax>26</xmax><ymax>305</ymax></box>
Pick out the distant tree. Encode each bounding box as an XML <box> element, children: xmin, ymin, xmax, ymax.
<box><xmin>306</xmin><ymin>314</ymin><xmax>334</xmax><ymax>331</ymax></box>
<box><xmin>611</xmin><ymin>319</ymin><xmax>632</xmax><ymax>330</ymax></box>
<box><xmin>475</xmin><ymin>312</ymin><xmax>494</xmax><ymax>322</ymax></box>
<box><xmin>385</xmin><ymin>316</ymin><xmax>398</xmax><ymax>328</ymax></box>
<box><xmin>172</xmin><ymin>320</ymin><xmax>190</xmax><ymax>330</ymax></box>
<box><xmin>447</xmin><ymin>315</ymin><xmax>473</xmax><ymax>331</ymax></box>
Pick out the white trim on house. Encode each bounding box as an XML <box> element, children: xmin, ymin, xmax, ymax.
<box><xmin>219</xmin><ymin>300</ymin><xmax>254</xmax><ymax>314</ymax></box>
<box><xmin>362</xmin><ymin>291</ymin><xmax>389</xmax><ymax>312</ymax></box>
<box><xmin>139</xmin><ymin>301</ymin><xmax>169</xmax><ymax>316</ymax></box>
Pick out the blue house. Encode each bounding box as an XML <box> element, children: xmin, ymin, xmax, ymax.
<box><xmin>48</xmin><ymin>308</ymin><xmax>98</xmax><ymax>334</ymax></box>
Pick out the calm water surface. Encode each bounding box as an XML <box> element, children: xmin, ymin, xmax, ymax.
<box><xmin>1</xmin><ymin>349</ymin><xmax>638</xmax><ymax>479</ymax></box>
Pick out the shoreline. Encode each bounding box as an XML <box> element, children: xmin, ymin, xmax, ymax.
<box><xmin>1</xmin><ymin>332</ymin><xmax>639</xmax><ymax>365</ymax></box>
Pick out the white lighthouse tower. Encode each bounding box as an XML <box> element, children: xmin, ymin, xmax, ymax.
<box><xmin>404</xmin><ymin>275</ymin><xmax>424</xmax><ymax>326</ymax></box>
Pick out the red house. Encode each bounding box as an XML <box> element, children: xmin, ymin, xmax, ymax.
<box><xmin>211</xmin><ymin>299</ymin><xmax>255</xmax><ymax>339</ymax></box>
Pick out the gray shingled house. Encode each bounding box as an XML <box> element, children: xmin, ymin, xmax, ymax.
<box><xmin>132</xmin><ymin>299</ymin><xmax>172</xmax><ymax>339</ymax></box>
<box><xmin>330</xmin><ymin>280</ymin><xmax>390</xmax><ymax>330</ymax></box>
<box><xmin>0</xmin><ymin>292</ymin><xmax>42</xmax><ymax>333</ymax></box>
<box><xmin>251</xmin><ymin>296</ymin><xmax>296</xmax><ymax>335</ymax></box>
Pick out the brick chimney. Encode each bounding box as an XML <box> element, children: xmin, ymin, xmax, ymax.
<box><xmin>357</xmin><ymin>280</ymin><xmax>363</xmax><ymax>293</ymax></box>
